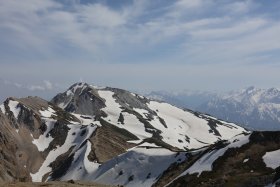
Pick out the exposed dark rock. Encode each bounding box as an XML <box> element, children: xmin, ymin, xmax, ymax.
<box><xmin>128</xmin><ymin>175</ymin><xmax>134</xmax><ymax>182</ymax></box>
<box><xmin>118</xmin><ymin>113</ymin><xmax>124</xmax><ymax>125</ymax></box>
<box><xmin>49</xmin><ymin>146</ymin><xmax>75</xmax><ymax>180</ymax></box>
<box><xmin>51</xmin><ymin>83</ymin><xmax>106</xmax><ymax>116</ymax></box>
<box><xmin>158</xmin><ymin>117</ymin><xmax>167</xmax><ymax>128</ymax></box>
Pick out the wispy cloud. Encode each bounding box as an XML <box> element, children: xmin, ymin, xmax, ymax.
<box><xmin>0</xmin><ymin>79</ymin><xmax>55</xmax><ymax>91</ymax></box>
<box><xmin>224</xmin><ymin>0</ymin><xmax>256</xmax><ymax>14</ymax></box>
<box><xmin>0</xmin><ymin>0</ymin><xmax>278</xmax><ymax>62</ymax></box>
<box><xmin>28</xmin><ymin>80</ymin><xmax>54</xmax><ymax>91</ymax></box>
<box><xmin>0</xmin><ymin>0</ymin><xmax>279</xmax><ymax>93</ymax></box>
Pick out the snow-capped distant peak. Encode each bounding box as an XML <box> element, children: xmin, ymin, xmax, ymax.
<box><xmin>199</xmin><ymin>86</ymin><xmax>280</xmax><ymax>130</ymax></box>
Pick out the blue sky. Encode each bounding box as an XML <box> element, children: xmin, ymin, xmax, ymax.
<box><xmin>0</xmin><ymin>0</ymin><xmax>280</xmax><ymax>100</ymax></box>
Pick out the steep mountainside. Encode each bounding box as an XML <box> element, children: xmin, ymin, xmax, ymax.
<box><xmin>0</xmin><ymin>96</ymin><xmax>81</xmax><ymax>182</ymax></box>
<box><xmin>1</xmin><ymin>83</ymin><xmax>280</xmax><ymax>186</ymax></box>
<box><xmin>198</xmin><ymin>87</ymin><xmax>280</xmax><ymax>130</ymax></box>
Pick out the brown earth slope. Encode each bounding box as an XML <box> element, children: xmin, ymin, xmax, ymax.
<box><xmin>0</xmin><ymin>181</ymin><xmax>116</xmax><ymax>187</ymax></box>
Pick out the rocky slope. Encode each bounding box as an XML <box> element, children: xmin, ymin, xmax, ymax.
<box><xmin>1</xmin><ymin>82</ymin><xmax>280</xmax><ymax>186</ymax></box>
<box><xmin>0</xmin><ymin>96</ymin><xmax>81</xmax><ymax>182</ymax></box>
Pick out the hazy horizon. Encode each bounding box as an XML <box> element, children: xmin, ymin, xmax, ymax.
<box><xmin>0</xmin><ymin>78</ymin><xmax>279</xmax><ymax>103</ymax></box>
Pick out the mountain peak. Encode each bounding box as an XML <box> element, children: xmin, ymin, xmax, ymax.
<box><xmin>67</xmin><ymin>82</ymin><xmax>91</xmax><ymax>95</ymax></box>
<box><xmin>0</xmin><ymin>82</ymin><xmax>251</xmax><ymax>186</ymax></box>
<box><xmin>69</xmin><ymin>82</ymin><xmax>89</xmax><ymax>89</ymax></box>
<box><xmin>244</xmin><ymin>86</ymin><xmax>257</xmax><ymax>94</ymax></box>
<box><xmin>267</xmin><ymin>87</ymin><xmax>280</xmax><ymax>93</ymax></box>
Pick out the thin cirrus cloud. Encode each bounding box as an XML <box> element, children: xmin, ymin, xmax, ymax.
<box><xmin>0</xmin><ymin>0</ymin><xmax>279</xmax><ymax>95</ymax></box>
<box><xmin>1</xmin><ymin>79</ymin><xmax>54</xmax><ymax>91</ymax></box>
<box><xmin>0</xmin><ymin>79</ymin><xmax>58</xmax><ymax>102</ymax></box>
<box><xmin>28</xmin><ymin>80</ymin><xmax>53</xmax><ymax>91</ymax></box>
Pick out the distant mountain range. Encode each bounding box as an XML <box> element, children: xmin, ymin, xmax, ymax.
<box><xmin>146</xmin><ymin>90</ymin><xmax>215</xmax><ymax>110</ymax></box>
<box><xmin>147</xmin><ymin>87</ymin><xmax>280</xmax><ymax>130</ymax></box>
<box><xmin>1</xmin><ymin>83</ymin><xmax>280</xmax><ymax>186</ymax></box>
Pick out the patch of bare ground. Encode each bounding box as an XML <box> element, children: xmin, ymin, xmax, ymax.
<box><xmin>89</xmin><ymin>119</ymin><xmax>136</xmax><ymax>163</ymax></box>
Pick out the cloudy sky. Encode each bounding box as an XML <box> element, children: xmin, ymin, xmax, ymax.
<box><xmin>0</xmin><ymin>0</ymin><xmax>280</xmax><ymax>101</ymax></box>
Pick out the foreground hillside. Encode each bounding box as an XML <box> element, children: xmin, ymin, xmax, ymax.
<box><xmin>159</xmin><ymin>131</ymin><xmax>280</xmax><ymax>187</ymax></box>
<box><xmin>0</xmin><ymin>82</ymin><xmax>280</xmax><ymax>186</ymax></box>
<box><xmin>0</xmin><ymin>181</ymin><xmax>114</xmax><ymax>187</ymax></box>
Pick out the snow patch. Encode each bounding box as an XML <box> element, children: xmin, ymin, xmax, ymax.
<box><xmin>39</xmin><ymin>107</ymin><xmax>56</xmax><ymax>118</ymax></box>
<box><xmin>263</xmin><ymin>149</ymin><xmax>280</xmax><ymax>169</ymax></box>
<box><xmin>0</xmin><ymin>104</ymin><xmax>5</xmax><ymax>114</ymax></box>
<box><xmin>71</xmin><ymin>113</ymin><xmax>97</xmax><ymax>126</ymax></box>
<box><xmin>98</xmin><ymin>90</ymin><xmax>122</xmax><ymax>124</ymax></box>
<box><xmin>32</xmin><ymin>120</ymin><xmax>55</xmax><ymax>152</ymax></box>
<box><xmin>58</xmin><ymin>101</ymin><xmax>70</xmax><ymax>109</ymax></box>
<box><xmin>127</xmin><ymin>140</ymin><xmax>142</xmax><ymax>144</ymax></box>
<box><xmin>8</xmin><ymin>100</ymin><xmax>21</xmax><ymax>119</ymax></box>
<box><xmin>138</xmin><ymin>142</ymin><xmax>160</xmax><ymax>148</ymax></box>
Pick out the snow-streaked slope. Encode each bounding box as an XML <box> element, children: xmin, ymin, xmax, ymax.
<box><xmin>52</xmin><ymin>83</ymin><xmax>247</xmax><ymax>151</ymax></box>
<box><xmin>32</xmin><ymin>120</ymin><xmax>55</xmax><ymax>152</ymax></box>
<box><xmin>8</xmin><ymin>100</ymin><xmax>21</xmax><ymax>119</ymax></box>
<box><xmin>179</xmin><ymin>133</ymin><xmax>250</xmax><ymax>177</ymax></box>
<box><xmin>0</xmin><ymin>99</ymin><xmax>21</xmax><ymax>119</ymax></box>
<box><xmin>30</xmin><ymin>107</ymin><xmax>98</xmax><ymax>182</ymax></box>
<box><xmin>31</xmin><ymin>124</ymin><xmax>97</xmax><ymax>182</ymax></box>
<box><xmin>59</xmin><ymin>142</ymin><xmax>186</xmax><ymax>187</ymax></box>
<box><xmin>166</xmin><ymin>131</ymin><xmax>280</xmax><ymax>187</ymax></box>
<box><xmin>102</xmin><ymin>89</ymin><xmax>247</xmax><ymax>150</ymax></box>
<box><xmin>98</xmin><ymin>90</ymin><xmax>152</xmax><ymax>140</ymax></box>
<box><xmin>29</xmin><ymin>82</ymin><xmax>246</xmax><ymax>186</ymax></box>
<box><xmin>86</xmin><ymin>147</ymin><xmax>187</xmax><ymax>187</ymax></box>
<box><xmin>59</xmin><ymin>140</ymin><xmax>100</xmax><ymax>180</ymax></box>
<box><xmin>147</xmin><ymin>101</ymin><xmax>246</xmax><ymax>149</ymax></box>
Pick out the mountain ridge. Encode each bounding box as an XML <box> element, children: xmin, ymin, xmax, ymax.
<box><xmin>198</xmin><ymin>86</ymin><xmax>280</xmax><ymax>130</ymax></box>
<box><xmin>0</xmin><ymin>82</ymin><xmax>280</xmax><ymax>186</ymax></box>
